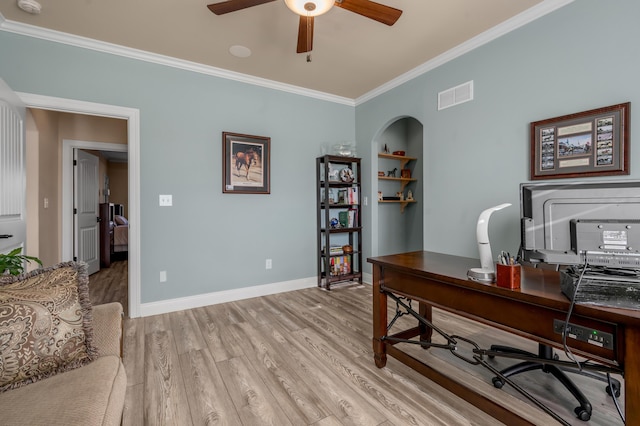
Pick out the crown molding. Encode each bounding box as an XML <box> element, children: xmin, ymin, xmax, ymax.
<box><xmin>354</xmin><ymin>0</ymin><xmax>575</xmax><ymax>106</ymax></box>
<box><xmin>1</xmin><ymin>0</ymin><xmax>574</xmax><ymax>108</ymax></box>
<box><xmin>0</xmin><ymin>15</ymin><xmax>355</xmax><ymax>107</ymax></box>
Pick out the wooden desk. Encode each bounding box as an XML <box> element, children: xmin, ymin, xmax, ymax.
<box><xmin>369</xmin><ymin>251</ymin><xmax>640</xmax><ymax>425</ymax></box>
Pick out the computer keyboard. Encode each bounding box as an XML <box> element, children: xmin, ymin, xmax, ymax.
<box><xmin>560</xmin><ymin>269</ymin><xmax>640</xmax><ymax>310</ymax></box>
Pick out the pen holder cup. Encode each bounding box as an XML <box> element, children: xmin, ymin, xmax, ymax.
<box><xmin>496</xmin><ymin>263</ymin><xmax>521</xmax><ymax>289</ymax></box>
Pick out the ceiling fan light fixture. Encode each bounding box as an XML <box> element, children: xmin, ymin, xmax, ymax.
<box><xmin>285</xmin><ymin>0</ymin><xmax>334</xmax><ymax>17</ymax></box>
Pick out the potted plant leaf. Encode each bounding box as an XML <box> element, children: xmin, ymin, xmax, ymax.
<box><xmin>0</xmin><ymin>248</ymin><xmax>43</xmax><ymax>275</ymax></box>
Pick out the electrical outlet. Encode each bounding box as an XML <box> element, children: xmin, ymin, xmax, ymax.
<box><xmin>266</xmin><ymin>259</ymin><xmax>272</xmax><ymax>270</ymax></box>
<box><xmin>160</xmin><ymin>271</ymin><xmax>167</xmax><ymax>282</ymax></box>
<box><xmin>159</xmin><ymin>194</ymin><xmax>172</xmax><ymax>206</ymax></box>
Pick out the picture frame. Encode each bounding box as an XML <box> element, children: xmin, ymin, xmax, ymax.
<box><xmin>530</xmin><ymin>102</ymin><xmax>630</xmax><ymax>180</ymax></box>
<box><xmin>222</xmin><ymin>132</ymin><xmax>270</xmax><ymax>194</ymax></box>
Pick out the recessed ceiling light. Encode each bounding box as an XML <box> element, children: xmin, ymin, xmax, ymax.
<box><xmin>229</xmin><ymin>45</ymin><xmax>252</xmax><ymax>58</ymax></box>
<box><xmin>17</xmin><ymin>0</ymin><xmax>41</xmax><ymax>14</ymax></box>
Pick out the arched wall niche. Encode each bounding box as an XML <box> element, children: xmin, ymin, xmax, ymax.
<box><xmin>370</xmin><ymin>115</ymin><xmax>424</xmax><ymax>258</ymax></box>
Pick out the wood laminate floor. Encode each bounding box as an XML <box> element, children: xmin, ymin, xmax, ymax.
<box><xmin>90</xmin><ymin>260</ymin><xmax>129</xmax><ymax>317</ymax></box>
<box><xmin>88</xmin><ymin>277</ymin><xmax>625</xmax><ymax>426</ymax></box>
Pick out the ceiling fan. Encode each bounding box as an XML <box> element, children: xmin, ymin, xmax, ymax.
<box><xmin>207</xmin><ymin>0</ymin><xmax>402</xmax><ymax>54</ymax></box>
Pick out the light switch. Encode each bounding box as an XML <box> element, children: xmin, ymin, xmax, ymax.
<box><xmin>159</xmin><ymin>194</ymin><xmax>172</xmax><ymax>206</ymax></box>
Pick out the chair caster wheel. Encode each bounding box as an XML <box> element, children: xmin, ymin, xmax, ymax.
<box><xmin>606</xmin><ymin>384</ymin><xmax>621</xmax><ymax>398</ymax></box>
<box><xmin>491</xmin><ymin>377</ymin><xmax>504</xmax><ymax>389</ymax></box>
<box><xmin>574</xmin><ymin>407</ymin><xmax>591</xmax><ymax>421</ymax></box>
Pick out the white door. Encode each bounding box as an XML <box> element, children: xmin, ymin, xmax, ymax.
<box><xmin>74</xmin><ymin>149</ymin><xmax>100</xmax><ymax>274</ymax></box>
<box><xmin>0</xmin><ymin>79</ymin><xmax>27</xmax><ymax>257</ymax></box>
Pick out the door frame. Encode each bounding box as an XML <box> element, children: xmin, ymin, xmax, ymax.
<box><xmin>18</xmin><ymin>92</ymin><xmax>141</xmax><ymax>318</ymax></box>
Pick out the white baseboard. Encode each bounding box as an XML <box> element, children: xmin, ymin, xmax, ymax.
<box><xmin>140</xmin><ymin>276</ymin><xmax>317</xmax><ymax>317</ymax></box>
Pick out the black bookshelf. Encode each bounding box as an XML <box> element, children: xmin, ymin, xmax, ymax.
<box><xmin>316</xmin><ymin>155</ymin><xmax>362</xmax><ymax>290</ymax></box>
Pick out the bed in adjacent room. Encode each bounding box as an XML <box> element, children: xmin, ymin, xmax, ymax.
<box><xmin>112</xmin><ymin>214</ymin><xmax>129</xmax><ymax>255</ymax></box>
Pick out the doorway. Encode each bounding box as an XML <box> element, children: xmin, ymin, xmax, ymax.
<box><xmin>62</xmin><ymin>139</ymin><xmax>128</xmax><ymax>264</ymax></box>
<box><xmin>20</xmin><ymin>91</ymin><xmax>141</xmax><ymax>318</ymax></box>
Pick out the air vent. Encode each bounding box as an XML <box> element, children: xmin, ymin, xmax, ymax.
<box><xmin>438</xmin><ymin>80</ymin><xmax>474</xmax><ymax>110</ymax></box>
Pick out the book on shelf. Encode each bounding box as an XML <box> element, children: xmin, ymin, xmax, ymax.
<box><xmin>338</xmin><ymin>211</ymin><xmax>349</xmax><ymax>228</ymax></box>
<box><xmin>348</xmin><ymin>187</ymin><xmax>359</xmax><ymax>205</ymax></box>
<box><xmin>330</xmin><ymin>255</ymin><xmax>351</xmax><ymax>276</ymax></box>
<box><xmin>328</xmin><ymin>245</ymin><xmax>343</xmax><ymax>255</ymax></box>
<box><xmin>336</xmin><ymin>209</ymin><xmax>359</xmax><ymax>228</ymax></box>
<box><xmin>323</xmin><ymin>187</ymin><xmax>358</xmax><ymax>206</ymax></box>
<box><xmin>349</xmin><ymin>208</ymin><xmax>357</xmax><ymax>228</ymax></box>
<box><xmin>337</xmin><ymin>189</ymin><xmax>347</xmax><ymax>204</ymax></box>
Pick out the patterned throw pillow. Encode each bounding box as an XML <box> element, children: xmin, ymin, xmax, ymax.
<box><xmin>0</xmin><ymin>262</ymin><xmax>97</xmax><ymax>392</ymax></box>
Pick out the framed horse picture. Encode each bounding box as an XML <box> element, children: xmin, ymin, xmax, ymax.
<box><xmin>222</xmin><ymin>132</ymin><xmax>271</xmax><ymax>194</ymax></box>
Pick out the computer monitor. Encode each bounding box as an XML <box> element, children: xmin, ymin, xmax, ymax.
<box><xmin>520</xmin><ymin>180</ymin><xmax>640</xmax><ymax>268</ymax></box>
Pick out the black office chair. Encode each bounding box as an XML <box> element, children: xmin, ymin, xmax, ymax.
<box><xmin>491</xmin><ymin>343</ymin><xmax>591</xmax><ymax>420</ymax></box>
<box><xmin>488</xmin><ymin>262</ymin><xmax>620</xmax><ymax>421</ymax></box>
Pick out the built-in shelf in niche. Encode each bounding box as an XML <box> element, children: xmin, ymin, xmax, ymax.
<box><xmin>378</xmin><ymin>153</ymin><xmax>417</xmax><ymax>213</ymax></box>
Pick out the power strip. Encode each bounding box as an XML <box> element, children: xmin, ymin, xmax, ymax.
<box><xmin>553</xmin><ymin>319</ymin><xmax>614</xmax><ymax>350</ymax></box>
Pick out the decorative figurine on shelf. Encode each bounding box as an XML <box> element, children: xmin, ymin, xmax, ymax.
<box><xmin>396</xmin><ymin>191</ymin><xmax>404</xmax><ymax>201</ymax></box>
<box><xmin>328</xmin><ymin>163</ymin><xmax>339</xmax><ymax>181</ymax></box>
<box><xmin>387</xmin><ymin>168</ymin><xmax>398</xmax><ymax>177</ymax></box>
<box><xmin>330</xmin><ymin>217</ymin><xmax>340</xmax><ymax>228</ymax></box>
<box><xmin>378</xmin><ymin>191</ymin><xmax>383</xmax><ymax>201</ymax></box>
<box><xmin>382</xmin><ymin>143</ymin><xmax>390</xmax><ymax>154</ymax></box>
<box><xmin>407</xmin><ymin>190</ymin><xmax>414</xmax><ymax>201</ymax></box>
<box><xmin>339</xmin><ymin>167</ymin><xmax>354</xmax><ymax>182</ymax></box>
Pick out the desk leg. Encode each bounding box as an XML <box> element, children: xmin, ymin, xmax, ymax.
<box><xmin>419</xmin><ymin>302</ymin><xmax>433</xmax><ymax>348</ymax></box>
<box><xmin>372</xmin><ymin>264</ymin><xmax>387</xmax><ymax>368</ymax></box>
<box><xmin>625</xmin><ymin>326</ymin><xmax>640</xmax><ymax>424</ymax></box>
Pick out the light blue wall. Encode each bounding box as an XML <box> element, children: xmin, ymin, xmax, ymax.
<box><xmin>0</xmin><ymin>31</ymin><xmax>355</xmax><ymax>303</ymax></box>
<box><xmin>3</xmin><ymin>0</ymin><xmax>640</xmax><ymax>301</ymax></box>
<box><xmin>356</xmin><ymin>0</ymin><xmax>640</xmax><ymax>272</ymax></box>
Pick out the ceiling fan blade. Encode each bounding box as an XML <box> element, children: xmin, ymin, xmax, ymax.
<box><xmin>335</xmin><ymin>0</ymin><xmax>402</xmax><ymax>26</ymax></box>
<box><xmin>297</xmin><ymin>15</ymin><xmax>314</xmax><ymax>53</ymax></box>
<box><xmin>207</xmin><ymin>0</ymin><xmax>276</xmax><ymax>15</ymax></box>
